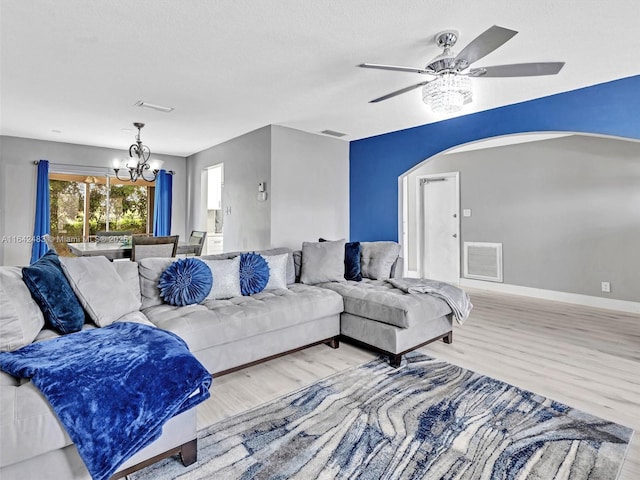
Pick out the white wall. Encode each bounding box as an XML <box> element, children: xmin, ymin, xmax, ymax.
<box><xmin>186</xmin><ymin>126</ymin><xmax>271</xmax><ymax>252</ymax></box>
<box><xmin>270</xmin><ymin>126</ymin><xmax>349</xmax><ymax>250</ymax></box>
<box><xmin>0</xmin><ymin>136</ymin><xmax>187</xmax><ymax>266</ymax></box>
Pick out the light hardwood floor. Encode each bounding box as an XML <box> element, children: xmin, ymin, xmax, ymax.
<box><xmin>197</xmin><ymin>289</ymin><xmax>640</xmax><ymax>479</ymax></box>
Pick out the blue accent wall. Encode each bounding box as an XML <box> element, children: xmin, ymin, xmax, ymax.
<box><xmin>349</xmin><ymin>75</ymin><xmax>640</xmax><ymax>242</ymax></box>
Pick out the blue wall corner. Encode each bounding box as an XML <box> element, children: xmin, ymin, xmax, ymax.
<box><xmin>349</xmin><ymin>75</ymin><xmax>640</xmax><ymax>242</ymax></box>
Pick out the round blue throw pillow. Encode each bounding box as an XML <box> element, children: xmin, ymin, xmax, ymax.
<box><xmin>158</xmin><ymin>258</ymin><xmax>213</xmax><ymax>306</ymax></box>
<box><xmin>239</xmin><ymin>253</ymin><xmax>269</xmax><ymax>295</ymax></box>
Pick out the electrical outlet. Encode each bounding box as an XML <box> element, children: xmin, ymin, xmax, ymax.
<box><xmin>601</xmin><ymin>281</ymin><xmax>611</xmax><ymax>293</ymax></box>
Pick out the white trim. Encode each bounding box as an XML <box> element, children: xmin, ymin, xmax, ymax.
<box><xmin>400</xmin><ymin>175</ymin><xmax>408</xmax><ymax>276</ymax></box>
<box><xmin>416</xmin><ymin>172</ymin><xmax>460</xmax><ymax>282</ymax></box>
<box><xmin>460</xmin><ymin>278</ymin><xmax>640</xmax><ymax>314</ymax></box>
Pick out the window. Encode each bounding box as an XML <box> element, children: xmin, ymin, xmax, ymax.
<box><xmin>49</xmin><ymin>173</ymin><xmax>154</xmax><ymax>255</ymax></box>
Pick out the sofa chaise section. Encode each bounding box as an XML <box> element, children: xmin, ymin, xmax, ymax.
<box><xmin>320</xmin><ymin>279</ymin><xmax>454</xmax><ymax>367</ymax></box>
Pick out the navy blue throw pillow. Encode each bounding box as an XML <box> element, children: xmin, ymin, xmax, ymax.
<box><xmin>239</xmin><ymin>253</ymin><xmax>270</xmax><ymax>295</ymax></box>
<box><xmin>22</xmin><ymin>250</ymin><xmax>85</xmax><ymax>334</ymax></box>
<box><xmin>158</xmin><ymin>258</ymin><xmax>213</xmax><ymax>306</ymax></box>
<box><xmin>319</xmin><ymin>238</ymin><xmax>362</xmax><ymax>282</ymax></box>
<box><xmin>344</xmin><ymin>241</ymin><xmax>362</xmax><ymax>281</ymax></box>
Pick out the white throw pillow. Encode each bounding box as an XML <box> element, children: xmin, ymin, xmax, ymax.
<box><xmin>0</xmin><ymin>267</ymin><xmax>45</xmax><ymax>352</ymax></box>
<box><xmin>263</xmin><ymin>253</ymin><xmax>289</xmax><ymax>290</ymax></box>
<box><xmin>60</xmin><ymin>256</ymin><xmax>142</xmax><ymax>327</ymax></box>
<box><xmin>203</xmin><ymin>257</ymin><xmax>242</xmax><ymax>300</ymax></box>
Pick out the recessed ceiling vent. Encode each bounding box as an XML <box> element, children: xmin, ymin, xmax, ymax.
<box><xmin>134</xmin><ymin>101</ymin><xmax>174</xmax><ymax>113</ymax></box>
<box><xmin>320</xmin><ymin>129</ymin><xmax>347</xmax><ymax>138</ymax></box>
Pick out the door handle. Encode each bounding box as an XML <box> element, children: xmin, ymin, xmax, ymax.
<box><xmin>452</xmin><ymin>234</ymin><xmax>457</xmax><ymax>238</ymax></box>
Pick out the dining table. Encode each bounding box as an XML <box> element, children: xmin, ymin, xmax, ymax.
<box><xmin>67</xmin><ymin>241</ymin><xmax>199</xmax><ymax>260</ymax></box>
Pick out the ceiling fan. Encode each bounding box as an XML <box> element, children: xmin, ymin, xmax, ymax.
<box><xmin>359</xmin><ymin>25</ymin><xmax>564</xmax><ymax>112</ymax></box>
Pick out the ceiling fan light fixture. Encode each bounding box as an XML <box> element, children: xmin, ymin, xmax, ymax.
<box><xmin>423</xmin><ymin>73</ymin><xmax>472</xmax><ymax>113</ymax></box>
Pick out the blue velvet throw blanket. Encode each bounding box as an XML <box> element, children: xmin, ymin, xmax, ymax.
<box><xmin>0</xmin><ymin>322</ymin><xmax>212</xmax><ymax>480</ymax></box>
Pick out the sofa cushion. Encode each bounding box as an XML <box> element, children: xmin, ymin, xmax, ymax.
<box><xmin>360</xmin><ymin>241</ymin><xmax>401</xmax><ymax>280</ymax></box>
<box><xmin>112</xmin><ymin>260</ymin><xmax>142</xmax><ymax>303</ymax></box>
<box><xmin>21</xmin><ymin>251</ymin><xmax>85</xmax><ymax>334</ymax></box>
<box><xmin>158</xmin><ymin>257</ymin><xmax>213</xmax><ymax>306</ymax></box>
<box><xmin>138</xmin><ymin>258</ymin><xmax>177</xmax><ymax>309</ymax></box>
<box><xmin>0</xmin><ymin>379</ymin><xmax>72</xmax><ymax>468</ymax></box>
<box><xmin>142</xmin><ymin>284</ymin><xmax>343</xmax><ymax>354</ymax></box>
<box><xmin>59</xmin><ymin>256</ymin><xmax>141</xmax><ymax>327</ymax></box>
<box><xmin>0</xmin><ymin>267</ymin><xmax>45</xmax><ymax>352</ymax></box>
<box><xmin>203</xmin><ymin>257</ymin><xmax>242</xmax><ymax>300</ymax></box>
<box><xmin>239</xmin><ymin>253</ymin><xmax>269</xmax><ymax>295</ymax></box>
<box><xmin>300</xmin><ymin>240</ymin><xmax>346</xmax><ymax>285</ymax></box>
<box><xmin>319</xmin><ymin>279</ymin><xmax>451</xmax><ymax>329</ymax></box>
<box><xmin>263</xmin><ymin>253</ymin><xmax>288</xmax><ymax>290</ymax></box>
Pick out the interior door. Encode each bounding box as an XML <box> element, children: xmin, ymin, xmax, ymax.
<box><xmin>420</xmin><ymin>173</ymin><xmax>460</xmax><ymax>283</ymax></box>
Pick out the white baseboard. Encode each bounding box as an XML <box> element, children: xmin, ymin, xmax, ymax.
<box><xmin>459</xmin><ymin>278</ymin><xmax>640</xmax><ymax>314</ymax></box>
<box><xmin>405</xmin><ymin>270</ymin><xmax>420</xmax><ymax>279</ymax></box>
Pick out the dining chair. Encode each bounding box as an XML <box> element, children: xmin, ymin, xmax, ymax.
<box><xmin>96</xmin><ymin>231</ymin><xmax>132</xmax><ymax>244</ymax></box>
<box><xmin>187</xmin><ymin>230</ymin><xmax>207</xmax><ymax>256</ymax></box>
<box><xmin>131</xmin><ymin>235</ymin><xmax>179</xmax><ymax>262</ymax></box>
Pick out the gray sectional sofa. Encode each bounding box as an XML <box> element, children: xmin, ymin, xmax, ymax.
<box><xmin>0</xmin><ymin>241</ymin><xmax>460</xmax><ymax>480</ymax></box>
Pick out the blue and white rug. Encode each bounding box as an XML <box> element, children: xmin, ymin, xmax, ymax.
<box><xmin>131</xmin><ymin>353</ymin><xmax>633</xmax><ymax>479</ymax></box>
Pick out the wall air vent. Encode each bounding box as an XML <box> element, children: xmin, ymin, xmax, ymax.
<box><xmin>464</xmin><ymin>242</ymin><xmax>503</xmax><ymax>282</ymax></box>
<box><xmin>134</xmin><ymin>101</ymin><xmax>175</xmax><ymax>113</ymax></box>
<box><xmin>320</xmin><ymin>129</ymin><xmax>347</xmax><ymax>137</ymax></box>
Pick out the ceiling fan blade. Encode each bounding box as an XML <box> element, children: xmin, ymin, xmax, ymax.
<box><xmin>369</xmin><ymin>81</ymin><xmax>431</xmax><ymax>103</ymax></box>
<box><xmin>468</xmin><ymin>62</ymin><xmax>565</xmax><ymax>77</ymax></box>
<box><xmin>359</xmin><ymin>63</ymin><xmax>434</xmax><ymax>75</ymax></box>
<box><xmin>455</xmin><ymin>25</ymin><xmax>518</xmax><ymax>67</ymax></box>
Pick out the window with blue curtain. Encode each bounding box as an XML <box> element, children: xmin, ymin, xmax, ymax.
<box><xmin>31</xmin><ymin>160</ymin><xmax>50</xmax><ymax>264</ymax></box>
<box><xmin>153</xmin><ymin>169</ymin><xmax>173</xmax><ymax>236</ymax></box>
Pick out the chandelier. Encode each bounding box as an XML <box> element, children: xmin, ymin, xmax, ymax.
<box><xmin>422</xmin><ymin>73</ymin><xmax>473</xmax><ymax>113</ymax></box>
<box><xmin>112</xmin><ymin>122</ymin><xmax>164</xmax><ymax>182</ymax></box>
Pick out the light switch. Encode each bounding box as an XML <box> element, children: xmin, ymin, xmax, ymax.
<box><xmin>463</xmin><ymin>209</ymin><xmax>472</xmax><ymax>217</ymax></box>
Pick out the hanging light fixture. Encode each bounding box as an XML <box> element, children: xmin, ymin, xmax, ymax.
<box><xmin>422</xmin><ymin>72</ymin><xmax>472</xmax><ymax>113</ymax></box>
<box><xmin>112</xmin><ymin>122</ymin><xmax>164</xmax><ymax>182</ymax></box>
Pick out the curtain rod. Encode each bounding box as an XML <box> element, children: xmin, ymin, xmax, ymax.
<box><xmin>33</xmin><ymin>160</ymin><xmax>174</xmax><ymax>175</ymax></box>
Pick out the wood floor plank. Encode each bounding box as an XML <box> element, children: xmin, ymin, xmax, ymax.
<box><xmin>195</xmin><ymin>288</ymin><xmax>640</xmax><ymax>479</ymax></box>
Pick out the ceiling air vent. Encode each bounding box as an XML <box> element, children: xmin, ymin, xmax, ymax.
<box><xmin>134</xmin><ymin>101</ymin><xmax>174</xmax><ymax>113</ymax></box>
<box><xmin>320</xmin><ymin>129</ymin><xmax>347</xmax><ymax>138</ymax></box>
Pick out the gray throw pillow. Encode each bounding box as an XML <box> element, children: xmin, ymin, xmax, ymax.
<box><xmin>360</xmin><ymin>241</ymin><xmax>401</xmax><ymax>280</ymax></box>
<box><xmin>300</xmin><ymin>240</ymin><xmax>346</xmax><ymax>285</ymax></box>
<box><xmin>60</xmin><ymin>256</ymin><xmax>142</xmax><ymax>327</ymax></box>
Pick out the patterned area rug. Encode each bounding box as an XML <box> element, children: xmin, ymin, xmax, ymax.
<box><xmin>131</xmin><ymin>353</ymin><xmax>633</xmax><ymax>479</ymax></box>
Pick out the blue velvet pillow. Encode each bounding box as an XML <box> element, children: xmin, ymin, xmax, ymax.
<box><xmin>158</xmin><ymin>258</ymin><xmax>213</xmax><ymax>306</ymax></box>
<box><xmin>22</xmin><ymin>250</ymin><xmax>85</xmax><ymax>334</ymax></box>
<box><xmin>239</xmin><ymin>253</ymin><xmax>270</xmax><ymax>295</ymax></box>
<box><xmin>344</xmin><ymin>241</ymin><xmax>362</xmax><ymax>282</ymax></box>
<box><xmin>319</xmin><ymin>238</ymin><xmax>362</xmax><ymax>282</ymax></box>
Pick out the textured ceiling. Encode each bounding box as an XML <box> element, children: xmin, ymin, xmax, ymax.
<box><xmin>1</xmin><ymin>0</ymin><xmax>639</xmax><ymax>157</ymax></box>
